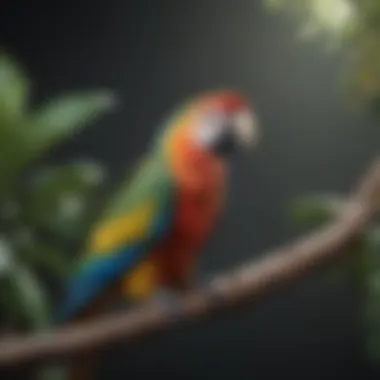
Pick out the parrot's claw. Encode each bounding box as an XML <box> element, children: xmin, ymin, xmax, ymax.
<box><xmin>153</xmin><ymin>277</ymin><xmax>222</xmax><ymax>323</ymax></box>
<box><xmin>154</xmin><ymin>291</ymin><xmax>184</xmax><ymax>323</ymax></box>
<box><xmin>194</xmin><ymin>277</ymin><xmax>222</xmax><ymax>302</ymax></box>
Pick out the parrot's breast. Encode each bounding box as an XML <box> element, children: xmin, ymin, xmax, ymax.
<box><xmin>155</xmin><ymin>161</ymin><xmax>226</xmax><ymax>286</ymax></box>
<box><xmin>123</xmin><ymin>136</ymin><xmax>227</xmax><ymax>297</ymax></box>
<box><xmin>122</xmin><ymin>175</ymin><xmax>225</xmax><ymax>298</ymax></box>
<box><xmin>174</xmin><ymin>182</ymin><xmax>223</xmax><ymax>243</ymax></box>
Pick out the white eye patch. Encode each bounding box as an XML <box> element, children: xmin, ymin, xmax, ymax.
<box><xmin>193</xmin><ymin>109</ymin><xmax>260</xmax><ymax>149</ymax></box>
<box><xmin>195</xmin><ymin>111</ymin><xmax>225</xmax><ymax>147</ymax></box>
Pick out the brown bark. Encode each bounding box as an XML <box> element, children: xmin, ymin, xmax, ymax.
<box><xmin>1</xmin><ymin>157</ymin><xmax>380</xmax><ymax>370</ymax></box>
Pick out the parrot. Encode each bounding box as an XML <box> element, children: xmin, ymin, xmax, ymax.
<box><xmin>54</xmin><ymin>89</ymin><xmax>260</xmax><ymax>380</ymax></box>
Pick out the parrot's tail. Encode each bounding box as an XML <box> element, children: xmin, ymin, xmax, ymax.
<box><xmin>56</xmin><ymin>283</ymin><xmax>121</xmax><ymax>380</ymax></box>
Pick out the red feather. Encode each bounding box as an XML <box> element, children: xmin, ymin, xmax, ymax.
<box><xmin>152</xmin><ymin>125</ymin><xmax>226</xmax><ymax>289</ymax></box>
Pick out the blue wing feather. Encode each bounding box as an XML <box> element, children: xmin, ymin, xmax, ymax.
<box><xmin>55</xmin><ymin>177</ymin><xmax>174</xmax><ymax>323</ymax></box>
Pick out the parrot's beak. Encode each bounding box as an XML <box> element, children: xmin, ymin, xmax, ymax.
<box><xmin>233</xmin><ymin>109</ymin><xmax>261</xmax><ymax>149</ymax></box>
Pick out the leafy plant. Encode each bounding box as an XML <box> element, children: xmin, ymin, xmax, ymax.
<box><xmin>0</xmin><ymin>50</ymin><xmax>116</xmax><ymax>335</ymax></box>
<box><xmin>264</xmin><ymin>0</ymin><xmax>380</xmax><ymax>367</ymax></box>
<box><xmin>290</xmin><ymin>194</ymin><xmax>380</xmax><ymax>364</ymax></box>
<box><xmin>265</xmin><ymin>0</ymin><xmax>380</xmax><ymax>108</ymax></box>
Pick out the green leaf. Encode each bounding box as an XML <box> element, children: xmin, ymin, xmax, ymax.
<box><xmin>0</xmin><ymin>237</ymin><xmax>14</xmax><ymax>278</ymax></box>
<box><xmin>19</xmin><ymin>242</ymin><xmax>72</xmax><ymax>277</ymax></box>
<box><xmin>0</xmin><ymin>50</ymin><xmax>29</xmax><ymax>125</ymax></box>
<box><xmin>363</xmin><ymin>274</ymin><xmax>380</xmax><ymax>365</ymax></box>
<box><xmin>321</xmin><ymin>246</ymin><xmax>368</xmax><ymax>287</ymax></box>
<box><xmin>320</xmin><ymin>225</ymin><xmax>380</xmax><ymax>364</ymax></box>
<box><xmin>360</xmin><ymin>225</ymin><xmax>380</xmax><ymax>365</ymax></box>
<box><xmin>320</xmin><ymin>227</ymin><xmax>380</xmax><ymax>365</ymax></box>
<box><xmin>289</xmin><ymin>193</ymin><xmax>344</xmax><ymax>229</ymax></box>
<box><xmin>0</xmin><ymin>238</ymin><xmax>19</xmax><ymax>327</ymax></box>
<box><xmin>0</xmin><ymin>277</ymin><xmax>21</xmax><ymax>327</ymax></box>
<box><xmin>0</xmin><ymin>89</ymin><xmax>115</xmax><ymax>202</ymax></box>
<box><xmin>8</xmin><ymin>262</ymin><xmax>51</xmax><ymax>330</ymax></box>
<box><xmin>351</xmin><ymin>244</ymin><xmax>371</xmax><ymax>287</ymax></box>
<box><xmin>26</xmin><ymin>91</ymin><xmax>117</xmax><ymax>157</ymax></box>
<box><xmin>361</xmin><ymin>226</ymin><xmax>380</xmax><ymax>272</ymax></box>
<box><xmin>4</xmin><ymin>222</ymin><xmax>72</xmax><ymax>276</ymax></box>
<box><xmin>24</xmin><ymin>161</ymin><xmax>105</xmax><ymax>240</ymax></box>
<box><xmin>0</xmin><ymin>52</ymin><xmax>30</xmax><ymax>193</ymax></box>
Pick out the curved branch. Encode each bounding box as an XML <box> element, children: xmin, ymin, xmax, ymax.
<box><xmin>1</xmin><ymin>158</ymin><xmax>380</xmax><ymax>368</ymax></box>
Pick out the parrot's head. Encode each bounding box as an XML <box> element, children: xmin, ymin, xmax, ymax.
<box><xmin>160</xmin><ymin>90</ymin><xmax>260</xmax><ymax>162</ymax></box>
<box><xmin>192</xmin><ymin>90</ymin><xmax>260</xmax><ymax>156</ymax></box>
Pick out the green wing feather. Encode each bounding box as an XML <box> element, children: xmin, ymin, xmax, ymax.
<box><xmin>56</xmin><ymin>152</ymin><xmax>176</xmax><ymax>322</ymax></box>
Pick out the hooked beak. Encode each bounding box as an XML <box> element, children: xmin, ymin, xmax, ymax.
<box><xmin>211</xmin><ymin>110</ymin><xmax>261</xmax><ymax>157</ymax></box>
<box><xmin>233</xmin><ymin>109</ymin><xmax>261</xmax><ymax>149</ymax></box>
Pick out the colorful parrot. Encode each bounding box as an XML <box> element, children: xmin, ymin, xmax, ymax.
<box><xmin>56</xmin><ymin>89</ymin><xmax>260</xmax><ymax>380</ymax></box>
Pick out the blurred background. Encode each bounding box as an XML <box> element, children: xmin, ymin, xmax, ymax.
<box><xmin>2</xmin><ymin>0</ymin><xmax>380</xmax><ymax>379</ymax></box>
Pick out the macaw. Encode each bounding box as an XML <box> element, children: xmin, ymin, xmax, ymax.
<box><xmin>56</xmin><ymin>89</ymin><xmax>260</xmax><ymax>380</ymax></box>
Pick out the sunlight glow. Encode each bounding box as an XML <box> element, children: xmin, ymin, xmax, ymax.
<box><xmin>311</xmin><ymin>0</ymin><xmax>354</xmax><ymax>31</ymax></box>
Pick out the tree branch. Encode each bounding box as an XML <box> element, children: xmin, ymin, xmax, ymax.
<box><xmin>1</xmin><ymin>157</ymin><xmax>380</xmax><ymax>369</ymax></box>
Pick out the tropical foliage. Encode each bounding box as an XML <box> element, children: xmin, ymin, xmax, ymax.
<box><xmin>265</xmin><ymin>0</ymin><xmax>380</xmax><ymax>366</ymax></box>
<box><xmin>0</xmin><ymin>51</ymin><xmax>116</xmax><ymax>336</ymax></box>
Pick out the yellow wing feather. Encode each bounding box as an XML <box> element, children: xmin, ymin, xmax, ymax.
<box><xmin>122</xmin><ymin>258</ymin><xmax>159</xmax><ymax>300</ymax></box>
<box><xmin>87</xmin><ymin>200</ymin><xmax>157</xmax><ymax>254</ymax></box>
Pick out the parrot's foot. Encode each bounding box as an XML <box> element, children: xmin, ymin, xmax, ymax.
<box><xmin>153</xmin><ymin>277</ymin><xmax>223</xmax><ymax>323</ymax></box>
<box><xmin>194</xmin><ymin>276</ymin><xmax>223</xmax><ymax>303</ymax></box>
<box><xmin>154</xmin><ymin>290</ymin><xmax>185</xmax><ymax>323</ymax></box>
